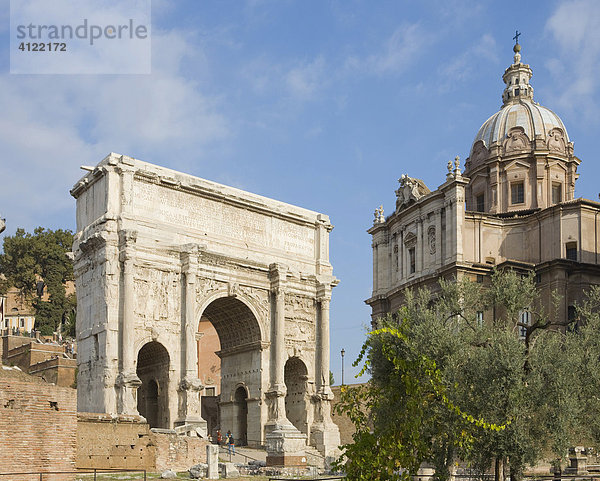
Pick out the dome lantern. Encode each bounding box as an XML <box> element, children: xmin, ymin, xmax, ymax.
<box><xmin>501</xmin><ymin>34</ymin><xmax>534</xmax><ymax>106</ymax></box>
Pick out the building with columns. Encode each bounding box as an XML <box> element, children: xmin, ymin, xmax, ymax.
<box><xmin>367</xmin><ymin>42</ymin><xmax>600</xmax><ymax>324</ymax></box>
<box><xmin>71</xmin><ymin>153</ymin><xmax>340</xmax><ymax>464</ymax></box>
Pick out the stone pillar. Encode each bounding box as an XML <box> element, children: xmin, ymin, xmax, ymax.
<box><xmin>310</xmin><ymin>283</ymin><xmax>341</xmax><ymax>462</ymax></box>
<box><xmin>116</xmin><ymin>230</ymin><xmax>142</xmax><ymax>415</ymax></box>
<box><xmin>177</xmin><ymin>246</ymin><xmax>206</xmax><ymax>431</ymax></box>
<box><xmin>445</xmin><ymin>199</ymin><xmax>453</xmax><ymax>263</ymax></box>
<box><xmin>266</xmin><ymin>263</ymin><xmax>306</xmax><ymax>466</ymax></box>
<box><xmin>416</xmin><ymin>218</ymin><xmax>423</xmax><ymax>273</ymax></box>
<box><xmin>265</xmin><ymin>263</ymin><xmax>290</xmax><ymax>428</ymax></box>
<box><xmin>372</xmin><ymin>242</ymin><xmax>378</xmax><ymax>293</ymax></box>
<box><xmin>317</xmin><ymin>291</ymin><xmax>331</xmax><ymax>394</ymax></box>
<box><xmin>206</xmin><ymin>444</ymin><xmax>219</xmax><ymax>479</ymax></box>
<box><xmin>435</xmin><ymin>209</ymin><xmax>443</xmax><ymax>268</ymax></box>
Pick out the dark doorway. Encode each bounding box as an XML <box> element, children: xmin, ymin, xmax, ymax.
<box><xmin>136</xmin><ymin>341</ymin><xmax>170</xmax><ymax>428</ymax></box>
<box><xmin>284</xmin><ymin>357</ymin><xmax>309</xmax><ymax>434</ymax></box>
<box><xmin>234</xmin><ymin>386</ymin><xmax>248</xmax><ymax>446</ymax></box>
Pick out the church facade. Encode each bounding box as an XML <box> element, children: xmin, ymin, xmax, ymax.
<box><xmin>367</xmin><ymin>42</ymin><xmax>600</xmax><ymax>325</ymax></box>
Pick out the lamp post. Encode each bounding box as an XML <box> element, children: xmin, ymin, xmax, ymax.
<box><xmin>341</xmin><ymin>348</ymin><xmax>345</xmax><ymax>386</ymax></box>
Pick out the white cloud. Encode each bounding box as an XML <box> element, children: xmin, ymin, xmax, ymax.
<box><xmin>343</xmin><ymin>23</ymin><xmax>433</xmax><ymax>77</ymax></box>
<box><xmin>438</xmin><ymin>34</ymin><xmax>498</xmax><ymax>91</ymax></box>
<box><xmin>545</xmin><ymin>0</ymin><xmax>600</xmax><ymax>122</ymax></box>
<box><xmin>285</xmin><ymin>56</ymin><xmax>327</xmax><ymax>100</ymax></box>
<box><xmin>368</xmin><ymin>23</ymin><xmax>429</xmax><ymax>76</ymax></box>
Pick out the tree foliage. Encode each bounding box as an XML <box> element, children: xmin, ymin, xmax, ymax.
<box><xmin>0</xmin><ymin>227</ymin><xmax>76</xmax><ymax>336</ymax></box>
<box><xmin>335</xmin><ymin>270</ymin><xmax>600</xmax><ymax>481</ymax></box>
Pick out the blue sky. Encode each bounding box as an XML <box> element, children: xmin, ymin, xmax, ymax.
<box><xmin>1</xmin><ymin>0</ymin><xmax>599</xmax><ymax>384</ymax></box>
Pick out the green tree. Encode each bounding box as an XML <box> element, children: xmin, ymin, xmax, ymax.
<box><xmin>335</xmin><ymin>270</ymin><xmax>597</xmax><ymax>481</ymax></box>
<box><xmin>0</xmin><ymin>227</ymin><xmax>76</xmax><ymax>336</ymax></box>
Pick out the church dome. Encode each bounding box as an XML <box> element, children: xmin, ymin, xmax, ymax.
<box><xmin>470</xmin><ymin>41</ymin><xmax>569</xmax><ymax>156</ymax></box>
<box><xmin>472</xmin><ymin>99</ymin><xmax>569</xmax><ymax>153</ymax></box>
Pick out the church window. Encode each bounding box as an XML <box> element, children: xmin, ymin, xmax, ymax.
<box><xmin>566</xmin><ymin>242</ymin><xmax>577</xmax><ymax>261</ymax></box>
<box><xmin>552</xmin><ymin>183</ymin><xmax>562</xmax><ymax>204</ymax></box>
<box><xmin>476</xmin><ymin>311</ymin><xmax>484</xmax><ymax>326</ymax></box>
<box><xmin>511</xmin><ymin>182</ymin><xmax>524</xmax><ymax>204</ymax></box>
<box><xmin>476</xmin><ymin>193</ymin><xmax>484</xmax><ymax>212</ymax></box>
<box><xmin>20</xmin><ymin>318</ymin><xmax>24</xmax><ymax>328</ymax></box>
<box><xmin>519</xmin><ymin>309</ymin><xmax>531</xmax><ymax>339</ymax></box>
<box><xmin>409</xmin><ymin>247</ymin><xmax>416</xmax><ymax>274</ymax></box>
<box><xmin>516</xmin><ymin>78</ymin><xmax>520</xmax><ymax>84</ymax></box>
<box><xmin>477</xmin><ymin>274</ymin><xmax>484</xmax><ymax>283</ymax></box>
<box><xmin>515</xmin><ymin>88</ymin><xmax>520</xmax><ymax>96</ymax></box>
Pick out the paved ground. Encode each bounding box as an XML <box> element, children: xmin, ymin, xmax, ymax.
<box><xmin>218</xmin><ymin>445</ymin><xmax>268</xmax><ymax>464</ymax></box>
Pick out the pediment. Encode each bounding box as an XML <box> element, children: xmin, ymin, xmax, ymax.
<box><xmin>546</xmin><ymin>159</ymin><xmax>568</xmax><ymax>172</ymax></box>
<box><xmin>404</xmin><ymin>232</ymin><xmax>417</xmax><ymax>246</ymax></box>
<box><xmin>504</xmin><ymin>158</ymin><xmax>531</xmax><ymax>171</ymax></box>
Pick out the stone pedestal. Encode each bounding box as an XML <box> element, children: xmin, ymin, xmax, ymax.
<box><xmin>176</xmin><ymin>377</ymin><xmax>207</xmax><ymax>435</ymax></box>
<box><xmin>566</xmin><ymin>446</ymin><xmax>588</xmax><ymax>475</ymax></box>
<box><xmin>116</xmin><ymin>372</ymin><xmax>142</xmax><ymax>416</ymax></box>
<box><xmin>206</xmin><ymin>444</ymin><xmax>219</xmax><ymax>480</ymax></box>
<box><xmin>310</xmin><ymin>390</ymin><xmax>341</xmax><ymax>464</ymax></box>
<box><xmin>266</xmin><ymin>424</ymin><xmax>308</xmax><ymax>466</ymax></box>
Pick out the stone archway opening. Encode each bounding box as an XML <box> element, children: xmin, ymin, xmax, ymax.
<box><xmin>284</xmin><ymin>357</ymin><xmax>309</xmax><ymax>435</ymax></box>
<box><xmin>234</xmin><ymin>386</ymin><xmax>249</xmax><ymax>446</ymax></box>
<box><xmin>198</xmin><ymin>296</ymin><xmax>262</xmax><ymax>444</ymax></box>
<box><xmin>136</xmin><ymin>341</ymin><xmax>170</xmax><ymax>428</ymax></box>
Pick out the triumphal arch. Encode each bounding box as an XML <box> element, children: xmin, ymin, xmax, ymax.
<box><xmin>71</xmin><ymin>153</ymin><xmax>340</xmax><ymax>463</ymax></box>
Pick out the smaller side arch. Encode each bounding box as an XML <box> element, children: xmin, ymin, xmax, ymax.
<box><xmin>136</xmin><ymin>341</ymin><xmax>171</xmax><ymax>429</ymax></box>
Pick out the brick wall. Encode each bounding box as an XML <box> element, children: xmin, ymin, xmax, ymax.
<box><xmin>331</xmin><ymin>384</ymin><xmax>366</xmax><ymax>446</ymax></box>
<box><xmin>1</xmin><ymin>335</ymin><xmax>32</xmax><ymax>362</ymax></box>
<box><xmin>77</xmin><ymin>413</ymin><xmax>210</xmax><ymax>472</ymax></box>
<box><xmin>0</xmin><ymin>368</ymin><xmax>77</xmax><ymax>473</ymax></box>
<box><xmin>28</xmin><ymin>356</ymin><xmax>77</xmax><ymax>387</ymax></box>
<box><xmin>153</xmin><ymin>431</ymin><xmax>209</xmax><ymax>471</ymax></box>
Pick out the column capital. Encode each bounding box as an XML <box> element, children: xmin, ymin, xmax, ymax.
<box><xmin>179</xmin><ymin>377</ymin><xmax>204</xmax><ymax>392</ymax></box>
<box><xmin>180</xmin><ymin>243</ymin><xmax>201</xmax><ymax>259</ymax></box>
<box><xmin>269</xmin><ymin>263</ymin><xmax>288</xmax><ymax>281</ymax></box>
<box><xmin>119</xmin><ymin>229</ymin><xmax>137</xmax><ymax>246</ymax></box>
<box><xmin>316</xmin><ymin>283</ymin><xmax>332</xmax><ymax>302</ymax></box>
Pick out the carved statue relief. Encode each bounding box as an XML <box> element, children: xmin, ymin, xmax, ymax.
<box><xmin>504</xmin><ymin>127</ymin><xmax>530</xmax><ymax>154</ymax></box>
<box><xmin>470</xmin><ymin>140</ymin><xmax>489</xmax><ymax>167</ymax></box>
<box><xmin>285</xmin><ymin>319</ymin><xmax>315</xmax><ymax>343</ymax></box>
<box><xmin>427</xmin><ymin>226</ymin><xmax>436</xmax><ymax>255</ymax></box>
<box><xmin>133</xmin><ymin>268</ymin><xmax>180</xmax><ymax>321</ymax></box>
<box><xmin>196</xmin><ymin>277</ymin><xmax>224</xmax><ymax>303</ymax></box>
<box><xmin>238</xmin><ymin>285</ymin><xmax>270</xmax><ymax>318</ymax></box>
<box><xmin>547</xmin><ymin>128</ymin><xmax>567</xmax><ymax>154</ymax></box>
<box><xmin>396</xmin><ymin>175</ymin><xmax>431</xmax><ymax>210</ymax></box>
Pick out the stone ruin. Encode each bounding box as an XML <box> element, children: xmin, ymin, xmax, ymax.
<box><xmin>71</xmin><ymin>153</ymin><xmax>341</xmax><ymax>465</ymax></box>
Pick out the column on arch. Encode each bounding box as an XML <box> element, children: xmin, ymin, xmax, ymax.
<box><xmin>176</xmin><ymin>245</ymin><xmax>205</xmax><ymax>428</ymax></box>
<box><xmin>116</xmin><ymin>230</ymin><xmax>142</xmax><ymax>415</ymax></box>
